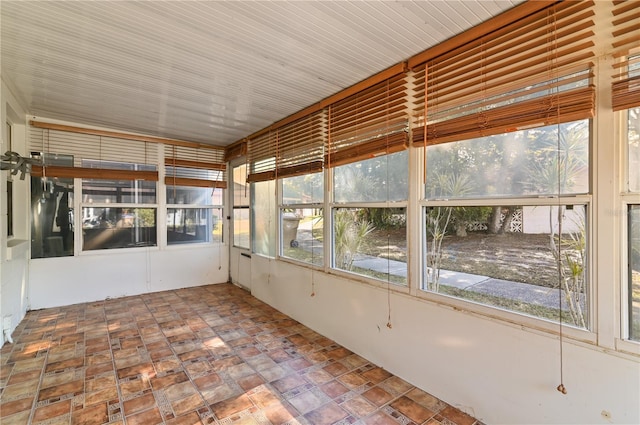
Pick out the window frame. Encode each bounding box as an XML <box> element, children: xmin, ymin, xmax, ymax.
<box><xmin>231</xmin><ymin>162</ymin><xmax>250</xmax><ymax>250</ymax></box>
<box><xmin>79</xmin><ymin>160</ymin><xmax>159</xmax><ymax>252</ymax></box>
<box><xmin>621</xmin><ymin>105</ymin><xmax>640</xmax><ymax>350</ymax></box>
<box><xmin>165</xmin><ymin>185</ymin><xmax>223</xmax><ymax>246</ymax></box>
<box><xmin>279</xmin><ymin>172</ymin><xmax>324</xmax><ymax>268</ymax></box>
<box><xmin>328</xmin><ymin>151</ymin><xmax>410</xmax><ymax>290</ymax></box>
<box><xmin>416</xmin><ymin>119</ymin><xmax>595</xmax><ymax>337</ymax></box>
<box><xmin>5</xmin><ymin>120</ymin><xmax>13</xmax><ymax>239</ymax></box>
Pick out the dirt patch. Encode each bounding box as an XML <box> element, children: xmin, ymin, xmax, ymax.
<box><xmin>364</xmin><ymin>230</ymin><xmax>561</xmax><ymax>288</ymax></box>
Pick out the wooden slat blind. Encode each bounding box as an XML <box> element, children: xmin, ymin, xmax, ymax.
<box><xmin>164</xmin><ymin>145</ymin><xmax>227</xmax><ymax>189</ymax></box>
<box><xmin>326</xmin><ymin>74</ymin><xmax>408</xmax><ymax>167</ymax></box>
<box><xmin>29</xmin><ymin>127</ymin><xmax>158</xmax><ymax>167</ymax></box>
<box><xmin>28</xmin><ymin>125</ymin><xmax>159</xmax><ymax>180</ymax></box>
<box><xmin>246</xmin><ymin>131</ymin><xmax>277</xmax><ymax>183</ymax></box>
<box><xmin>224</xmin><ymin>140</ymin><xmax>247</xmax><ymax>162</ymax></box>
<box><xmin>246</xmin><ymin>110</ymin><xmax>326</xmax><ymax>182</ymax></box>
<box><xmin>412</xmin><ymin>0</ymin><xmax>596</xmax><ymax>146</ymax></box>
<box><xmin>275</xmin><ymin>110</ymin><xmax>324</xmax><ymax>179</ymax></box>
<box><xmin>611</xmin><ymin>0</ymin><xmax>640</xmax><ymax>111</ymax></box>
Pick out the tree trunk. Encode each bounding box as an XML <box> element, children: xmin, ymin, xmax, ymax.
<box><xmin>500</xmin><ymin>207</ymin><xmax>515</xmax><ymax>234</ymax></box>
<box><xmin>487</xmin><ymin>206</ymin><xmax>502</xmax><ymax>234</ymax></box>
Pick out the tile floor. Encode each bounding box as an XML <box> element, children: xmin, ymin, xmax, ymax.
<box><xmin>0</xmin><ymin>283</ymin><xmax>481</xmax><ymax>425</ymax></box>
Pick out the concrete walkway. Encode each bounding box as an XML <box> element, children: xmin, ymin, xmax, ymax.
<box><xmin>293</xmin><ymin>226</ymin><xmax>584</xmax><ymax>312</ymax></box>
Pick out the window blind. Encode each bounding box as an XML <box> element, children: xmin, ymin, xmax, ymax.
<box><xmin>275</xmin><ymin>110</ymin><xmax>324</xmax><ymax>178</ymax></box>
<box><xmin>326</xmin><ymin>74</ymin><xmax>409</xmax><ymax>167</ymax></box>
<box><xmin>28</xmin><ymin>126</ymin><xmax>159</xmax><ymax>180</ymax></box>
<box><xmin>246</xmin><ymin>131</ymin><xmax>277</xmax><ymax>183</ymax></box>
<box><xmin>411</xmin><ymin>0</ymin><xmax>596</xmax><ymax>146</ymax></box>
<box><xmin>224</xmin><ymin>140</ymin><xmax>247</xmax><ymax>162</ymax></box>
<box><xmin>164</xmin><ymin>145</ymin><xmax>227</xmax><ymax>189</ymax></box>
<box><xmin>611</xmin><ymin>0</ymin><xmax>640</xmax><ymax>111</ymax></box>
<box><xmin>246</xmin><ymin>110</ymin><xmax>326</xmax><ymax>182</ymax></box>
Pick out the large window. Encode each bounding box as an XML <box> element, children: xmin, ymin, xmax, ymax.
<box><xmin>31</xmin><ymin>153</ymin><xmax>75</xmax><ymax>258</ymax></box>
<box><xmin>422</xmin><ymin>121</ymin><xmax>590</xmax><ymax>327</ymax></box>
<box><xmin>232</xmin><ymin>163</ymin><xmax>250</xmax><ymax>249</ymax></box>
<box><xmin>627</xmin><ymin>107</ymin><xmax>640</xmax><ymax>341</ymax></box>
<box><xmin>81</xmin><ymin>160</ymin><xmax>157</xmax><ymax>250</ymax></box>
<box><xmin>166</xmin><ymin>184</ymin><xmax>223</xmax><ymax>245</ymax></box>
<box><xmin>332</xmin><ymin>151</ymin><xmax>408</xmax><ymax>285</ymax></box>
<box><xmin>5</xmin><ymin>121</ymin><xmax>13</xmax><ymax>238</ymax></box>
<box><xmin>280</xmin><ymin>172</ymin><xmax>323</xmax><ymax>266</ymax></box>
<box><xmin>252</xmin><ymin>180</ymin><xmax>276</xmax><ymax>257</ymax></box>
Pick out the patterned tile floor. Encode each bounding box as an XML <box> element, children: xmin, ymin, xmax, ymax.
<box><xmin>0</xmin><ymin>283</ymin><xmax>481</xmax><ymax>425</ymax></box>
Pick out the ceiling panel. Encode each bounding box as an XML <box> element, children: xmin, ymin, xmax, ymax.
<box><xmin>1</xmin><ymin>1</ymin><xmax>521</xmax><ymax>146</ymax></box>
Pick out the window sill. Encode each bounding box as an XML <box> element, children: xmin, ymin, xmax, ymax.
<box><xmin>615</xmin><ymin>338</ymin><xmax>640</xmax><ymax>357</ymax></box>
<box><xmin>6</xmin><ymin>239</ymin><xmax>28</xmax><ymax>260</ymax></box>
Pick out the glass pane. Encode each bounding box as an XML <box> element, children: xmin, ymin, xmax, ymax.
<box><xmin>7</xmin><ymin>180</ymin><xmax>13</xmax><ymax>237</ymax></box>
<box><xmin>423</xmin><ymin>204</ymin><xmax>588</xmax><ymax>328</ymax></box>
<box><xmin>31</xmin><ymin>175</ymin><xmax>75</xmax><ymax>258</ymax></box>
<box><xmin>333</xmin><ymin>207</ymin><xmax>407</xmax><ymax>286</ymax></box>
<box><xmin>282</xmin><ymin>172</ymin><xmax>324</xmax><ymax>205</ymax></box>
<box><xmin>82</xmin><ymin>207</ymin><xmax>156</xmax><ymax>250</ymax></box>
<box><xmin>233</xmin><ymin>164</ymin><xmax>250</xmax><ymax>207</ymax></box>
<box><xmin>233</xmin><ymin>209</ymin><xmax>250</xmax><ymax>249</ymax></box>
<box><xmin>628</xmin><ymin>107</ymin><xmax>640</xmax><ymax>192</ymax></box>
<box><xmin>82</xmin><ymin>179</ymin><xmax>156</xmax><ymax>204</ymax></box>
<box><xmin>166</xmin><ymin>186</ymin><xmax>222</xmax><ymax>205</ymax></box>
<box><xmin>334</xmin><ymin>150</ymin><xmax>408</xmax><ymax>202</ymax></box>
<box><xmin>629</xmin><ymin>205</ymin><xmax>640</xmax><ymax>341</ymax></box>
<box><xmin>426</xmin><ymin>120</ymin><xmax>589</xmax><ymax>199</ymax></box>
<box><xmin>281</xmin><ymin>208</ymin><xmax>323</xmax><ymax>266</ymax></box>
<box><xmin>252</xmin><ymin>180</ymin><xmax>276</xmax><ymax>257</ymax></box>
<box><xmin>167</xmin><ymin>208</ymin><xmax>222</xmax><ymax>244</ymax></box>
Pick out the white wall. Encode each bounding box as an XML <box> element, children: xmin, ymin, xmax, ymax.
<box><xmin>29</xmin><ymin>244</ymin><xmax>228</xmax><ymax>309</ymax></box>
<box><xmin>250</xmin><ymin>256</ymin><xmax>640</xmax><ymax>425</ymax></box>
<box><xmin>1</xmin><ymin>78</ymin><xmax>30</xmax><ymax>346</ymax></box>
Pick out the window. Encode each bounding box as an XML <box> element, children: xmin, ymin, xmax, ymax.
<box><xmin>232</xmin><ymin>163</ymin><xmax>250</xmax><ymax>249</ymax></box>
<box><xmin>30</xmin><ymin>153</ymin><xmax>75</xmax><ymax>258</ymax></box>
<box><xmin>166</xmin><ymin>169</ymin><xmax>224</xmax><ymax>245</ymax></box>
<box><xmin>252</xmin><ymin>179</ymin><xmax>276</xmax><ymax>257</ymax></box>
<box><xmin>627</xmin><ymin>107</ymin><xmax>640</xmax><ymax>341</ymax></box>
<box><xmin>280</xmin><ymin>172</ymin><xmax>323</xmax><ymax>266</ymax></box>
<box><xmin>81</xmin><ymin>160</ymin><xmax>157</xmax><ymax>250</ymax></box>
<box><xmin>629</xmin><ymin>205</ymin><xmax>640</xmax><ymax>341</ymax></box>
<box><xmin>421</xmin><ymin>121</ymin><xmax>590</xmax><ymax>327</ymax></box>
<box><xmin>332</xmin><ymin>151</ymin><xmax>408</xmax><ymax>285</ymax></box>
<box><xmin>5</xmin><ymin>121</ymin><xmax>13</xmax><ymax>238</ymax></box>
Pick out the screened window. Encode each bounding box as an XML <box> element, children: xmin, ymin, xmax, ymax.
<box><xmin>252</xmin><ymin>180</ymin><xmax>276</xmax><ymax>257</ymax></box>
<box><xmin>426</xmin><ymin>121</ymin><xmax>589</xmax><ymax>199</ymax></box>
<box><xmin>5</xmin><ymin>121</ymin><xmax>13</xmax><ymax>238</ymax></box>
<box><xmin>81</xmin><ymin>159</ymin><xmax>157</xmax><ymax>250</ymax></box>
<box><xmin>232</xmin><ymin>164</ymin><xmax>250</xmax><ymax>249</ymax></box>
<box><xmin>31</xmin><ymin>153</ymin><xmax>75</xmax><ymax>258</ymax></box>
<box><xmin>331</xmin><ymin>151</ymin><xmax>408</xmax><ymax>285</ymax></box>
<box><xmin>421</xmin><ymin>122</ymin><xmax>590</xmax><ymax>328</ymax></box>
<box><xmin>280</xmin><ymin>172</ymin><xmax>323</xmax><ymax>266</ymax></box>
<box><xmin>627</xmin><ymin>108</ymin><xmax>640</xmax><ymax>342</ymax></box>
<box><xmin>167</xmin><ymin>186</ymin><xmax>223</xmax><ymax>245</ymax></box>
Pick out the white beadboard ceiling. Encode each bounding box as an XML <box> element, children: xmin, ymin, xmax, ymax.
<box><xmin>1</xmin><ymin>1</ymin><xmax>521</xmax><ymax>147</ymax></box>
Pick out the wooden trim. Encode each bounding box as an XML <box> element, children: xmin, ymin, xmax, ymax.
<box><xmin>32</xmin><ymin>165</ymin><xmax>159</xmax><ymax>181</ymax></box>
<box><xmin>164</xmin><ymin>158</ymin><xmax>226</xmax><ymax>171</ymax></box>
<box><xmin>29</xmin><ymin>121</ymin><xmax>225</xmax><ymax>151</ymax></box>
<box><xmin>164</xmin><ymin>176</ymin><xmax>227</xmax><ymax>189</ymax></box>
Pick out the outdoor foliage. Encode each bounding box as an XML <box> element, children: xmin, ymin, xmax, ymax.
<box><xmin>334</xmin><ymin>209</ymin><xmax>375</xmax><ymax>271</ymax></box>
